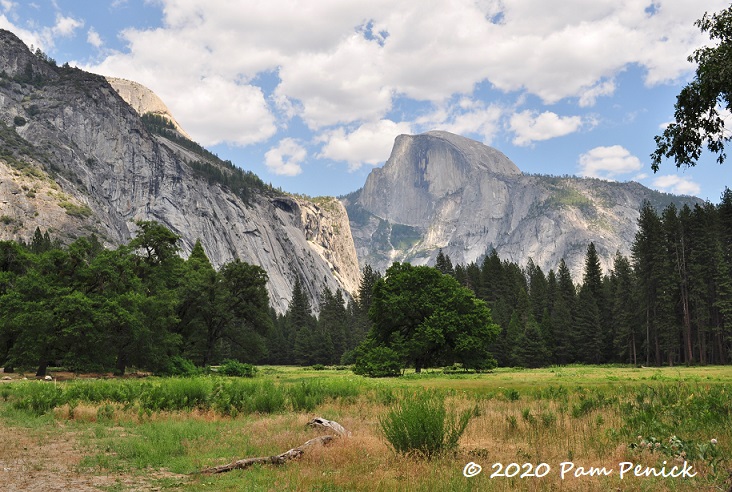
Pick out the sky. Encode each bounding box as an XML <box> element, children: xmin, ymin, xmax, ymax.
<box><xmin>1</xmin><ymin>0</ymin><xmax>731</xmax><ymax>202</ymax></box>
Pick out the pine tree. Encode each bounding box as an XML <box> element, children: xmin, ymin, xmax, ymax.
<box><xmin>575</xmin><ymin>243</ymin><xmax>606</xmax><ymax>363</ymax></box>
<box><xmin>435</xmin><ymin>249</ymin><xmax>455</xmax><ymax>276</ymax></box>
<box><xmin>318</xmin><ymin>287</ymin><xmax>348</xmax><ymax>364</ymax></box>
<box><xmin>553</xmin><ymin>259</ymin><xmax>576</xmax><ymax>363</ymax></box>
<box><xmin>610</xmin><ymin>252</ymin><xmax>640</xmax><ymax>365</ymax></box>
<box><xmin>632</xmin><ymin>201</ymin><xmax>666</xmax><ymax>365</ymax></box>
<box><xmin>662</xmin><ymin>204</ymin><xmax>694</xmax><ymax>364</ymax></box>
<box><xmin>526</xmin><ymin>258</ymin><xmax>548</xmax><ymax>324</ymax></box>
<box><xmin>575</xmin><ymin>286</ymin><xmax>602</xmax><ymax>363</ymax></box>
<box><xmin>512</xmin><ymin>316</ymin><xmax>551</xmax><ymax>368</ymax></box>
<box><xmin>288</xmin><ymin>278</ymin><xmax>317</xmax><ymax>365</ymax></box>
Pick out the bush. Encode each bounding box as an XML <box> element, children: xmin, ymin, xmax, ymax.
<box><xmin>288</xmin><ymin>380</ymin><xmax>326</xmax><ymax>412</ymax></box>
<box><xmin>13</xmin><ymin>116</ymin><xmax>26</xmax><ymax>126</ymax></box>
<box><xmin>11</xmin><ymin>381</ymin><xmax>64</xmax><ymax>415</ymax></box>
<box><xmin>158</xmin><ymin>356</ymin><xmax>199</xmax><ymax>377</ymax></box>
<box><xmin>218</xmin><ymin>359</ymin><xmax>257</xmax><ymax>378</ymax></box>
<box><xmin>379</xmin><ymin>390</ymin><xmax>475</xmax><ymax>458</ymax></box>
<box><xmin>353</xmin><ymin>345</ymin><xmax>402</xmax><ymax>378</ymax></box>
<box><xmin>211</xmin><ymin>379</ymin><xmax>286</xmax><ymax>416</ymax></box>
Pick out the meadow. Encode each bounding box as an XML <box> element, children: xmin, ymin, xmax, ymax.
<box><xmin>0</xmin><ymin>365</ymin><xmax>730</xmax><ymax>491</ymax></box>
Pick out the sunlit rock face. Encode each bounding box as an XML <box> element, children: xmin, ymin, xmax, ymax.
<box><xmin>346</xmin><ymin>130</ymin><xmax>700</xmax><ymax>279</ymax></box>
<box><xmin>0</xmin><ymin>29</ymin><xmax>359</xmax><ymax>312</ymax></box>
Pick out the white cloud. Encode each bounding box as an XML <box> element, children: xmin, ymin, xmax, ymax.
<box><xmin>578</xmin><ymin>145</ymin><xmax>643</xmax><ymax>179</ymax></box>
<box><xmin>651</xmin><ymin>175</ymin><xmax>701</xmax><ymax>196</ymax></box>
<box><xmin>510</xmin><ymin>110</ymin><xmax>584</xmax><ymax>146</ymax></box>
<box><xmin>87</xmin><ymin>27</ymin><xmax>102</xmax><ymax>48</ymax></box>
<box><xmin>416</xmin><ymin>99</ymin><xmax>503</xmax><ymax>144</ymax></box>
<box><xmin>0</xmin><ymin>14</ymin><xmax>44</xmax><ymax>50</ymax></box>
<box><xmin>78</xmin><ymin>0</ymin><xmax>728</xmax><ymax>148</ymax></box>
<box><xmin>174</xmin><ymin>77</ymin><xmax>276</xmax><ymax>146</ymax></box>
<box><xmin>0</xmin><ymin>1</ymin><xmax>15</xmax><ymax>13</ymax></box>
<box><xmin>265</xmin><ymin>138</ymin><xmax>306</xmax><ymax>176</ymax></box>
<box><xmin>579</xmin><ymin>79</ymin><xmax>616</xmax><ymax>107</ymax></box>
<box><xmin>318</xmin><ymin>119</ymin><xmax>412</xmax><ymax>170</ymax></box>
<box><xmin>275</xmin><ymin>34</ymin><xmax>393</xmax><ymax>129</ymax></box>
<box><xmin>51</xmin><ymin>14</ymin><xmax>82</xmax><ymax>37</ymax></box>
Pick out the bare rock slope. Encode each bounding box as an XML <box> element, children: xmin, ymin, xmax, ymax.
<box><xmin>0</xmin><ymin>29</ymin><xmax>359</xmax><ymax>311</ymax></box>
<box><xmin>346</xmin><ymin>130</ymin><xmax>701</xmax><ymax>279</ymax></box>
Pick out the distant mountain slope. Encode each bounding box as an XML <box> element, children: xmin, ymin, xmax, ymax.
<box><xmin>105</xmin><ymin>76</ymin><xmax>192</xmax><ymax>140</ymax></box>
<box><xmin>344</xmin><ymin>130</ymin><xmax>702</xmax><ymax>279</ymax></box>
<box><xmin>0</xmin><ymin>29</ymin><xmax>359</xmax><ymax>311</ymax></box>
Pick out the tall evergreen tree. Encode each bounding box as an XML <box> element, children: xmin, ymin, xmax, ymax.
<box><xmin>662</xmin><ymin>204</ymin><xmax>694</xmax><ymax>364</ymax></box>
<box><xmin>611</xmin><ymin>252</ymin><xmax>640</xmax><ymax>365</ymax></box>
<box><xmin>632</xmin><ymin>201</ymin><xmax>666</xmax><ymax>365</ymax></box>
<box><xmin>526</xmin><ymin>258</ymin><xmax>548</xmax><ymax>324</ymax></box>
<box><xmin>317</xmin><ymin>286</ymin><xmax>347</xmax><ymax>364</ymax></box>
<box><xmin>435</xmin><ymin>249</ymin><xmax>455</xmax><ymax>276</ymax></box>
<box><xmin>288</xmin><ymin>278</ymin><xmax>317</xmax><ymax>365</ymax></box>
<box><xmin>576</xmin><ymin>243</ymin><xmax>606</xmax><ymax>363</ymax></box>
<box><xmin>553</xmin><ymin>259</ymin><xmax>576</xmax><ymax>363</ymax></box>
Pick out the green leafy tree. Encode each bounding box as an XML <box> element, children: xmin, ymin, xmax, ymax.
<box><xmin>365</xmin><ymin>262</ymin><xmax>499</xmax><ymax>373</ymax></box>
<box><xmin>652</xmin><ymin>5</ymin><xmax>732</xmax><ymax>170</ymax></box>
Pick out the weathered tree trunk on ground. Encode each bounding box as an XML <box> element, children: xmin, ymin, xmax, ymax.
<box><xmin>197</xmin><ymin>418</ymin><xmax>349</xmax><ymax>475</ymax></box>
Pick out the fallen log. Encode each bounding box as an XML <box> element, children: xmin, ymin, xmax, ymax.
<box><xmin>306</xmin><ymin>417</ymin><xmax>350</xmax><ymax>436</ymax></box>
<box><xmin>198</xmin><ymin>418</ymin><xmax>348</xmax><ymax>475</ymax></box>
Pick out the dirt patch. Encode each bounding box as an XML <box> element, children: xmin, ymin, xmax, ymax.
<box><xmin>0</xmin><ymin>424</ymin><xmax>179</xmax><ymax>491</ymax></box>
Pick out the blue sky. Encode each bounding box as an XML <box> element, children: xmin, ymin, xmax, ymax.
<box><xmin>2</xmin><ymin>0</ymin><xmax>730</xmax><ymax>202</ymax></box>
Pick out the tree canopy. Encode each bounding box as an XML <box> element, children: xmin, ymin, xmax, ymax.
<box><xmin>359</xmin><ymin>262</ymin><xmax>499</xmax><ymax>374</ymax></box>
<box><xmin>651</xmin><ymin>5</ymin><xmax>732</xmax><ymax>170</ymax></box>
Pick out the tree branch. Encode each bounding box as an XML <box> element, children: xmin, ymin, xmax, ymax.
<box><xmin>197</xmin><ymin>418</ymin><xmax>348</xmax><ymax>475</ymax></box>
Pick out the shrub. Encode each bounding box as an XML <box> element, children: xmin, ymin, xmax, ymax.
<box><xmin>503</xmin><ymin>388</ymin><xmax>520</xmax><ymax>401</ymax></box>
<box><xmin>11</xmin><ymin>381</ymin><xmax>64</xmax><ymax>415</ymax></box>
<box><xmin>379</xmin><ymin>390</ymin><xmax>475</xmax><ymax>458</ymax></box>
<box><xmin>353</xmin><ymin>345</ymin><xmax>402</xmax><ymax>378</ymax></box>
<box><xmin>218</xmin><ymin>359</ymin><xmax>257</xmax><ymax>378</ymax></box>
<box><xmin>96</xmin><ymin>403</ymin><xmax>115</xmax><ymax>422</ymax></box>
<box><xmin>13</xmin><ymin>116</ymin><xmax>26</xmax><ymax>126</ymax></box>
<box><xmin>211</xmin><ymin>379</ymin><xmax>286</xmax><ymax>416</ymax></box>
<box><xmin>138</xmin><ymin>378</ymin><xmax>212</xmax><ymax>412</ymax></box>
<box><xmin>158</xmin><ymin>356</ymin><xmax>199</xmax><ymax>377</ymax></box>
<box><xmin>288</xmin><ymin>380</ymin><xmax>326</xmax><ymax>412</ymax></box>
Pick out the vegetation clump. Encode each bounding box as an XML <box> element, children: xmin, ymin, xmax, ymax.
<box><xmin>218</xmin><ymin>359</ymin><xmax>257</xmax><ymax>377</ymax></box>
<box><xmin>380</xmin><ymin>390</ymin><xmax>475</xmax><ymax>458</ymax></box>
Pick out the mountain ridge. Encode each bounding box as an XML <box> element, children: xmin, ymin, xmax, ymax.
<box><xmin>346</xmin><ymin>131</ymin><xmax>702</xmax><ymax>280</ymax></box>
<box><xmin>0</xmin><ymin>29</ymin><xmax>359</xmax><ymax>312</ymax></box>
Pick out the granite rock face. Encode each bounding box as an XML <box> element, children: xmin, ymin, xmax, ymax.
<box><xmin>0</xmin><ymin>29</ymin><xmax>359</xmax><ymax>312</ymax></box>
<box><xmin>346</xmin><ymin>131</ymin><xmax>701</xmax><ymax>280</ymax></box>
<box><xmin>105</xmin><ymin>76</ymin><xmax>192</xmax><ymax>140</ymax></box>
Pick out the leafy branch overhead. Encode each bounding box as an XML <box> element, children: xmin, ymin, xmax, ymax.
<box><xmin>652</xmin><ymin>5</ymin><xmax>732</xmax><ymax>170</ymax></box>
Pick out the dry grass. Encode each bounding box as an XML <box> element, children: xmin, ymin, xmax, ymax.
<box><xmin>2</xmin><ymin>366</ymin><xmax>731</xmax><ymax>491</ymax></box>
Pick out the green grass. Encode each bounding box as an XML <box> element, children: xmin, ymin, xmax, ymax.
<box><xmin>0</xmin><ymin>365</ymin><xmax>730</xmax><ymax>491</ymax></box>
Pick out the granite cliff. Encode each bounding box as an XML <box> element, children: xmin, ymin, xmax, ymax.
<box><xmin>0</xmin><ymin>29</ymin><xmax>359</xmax><ymax>312</ymax></box>
<box><xmin>345</xmin><ymin>131</ymin><xmax>701</xmax><ymax>279</ymax></box>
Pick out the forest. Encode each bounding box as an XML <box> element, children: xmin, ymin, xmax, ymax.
<box><xmin>1</xmin><ymin>189</ymin><xmax>731</xmax><ymax>376</ymax></box>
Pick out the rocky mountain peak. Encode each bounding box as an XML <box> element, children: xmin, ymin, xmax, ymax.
<box><xmin>358</xmin><ymin>130</ymin><xmax>521</xmax><ymax>227</ymax></box>
<box><xmin>0</xmin><ymin>28</ymin><xmax>359</xmax><ymax>312</ymax></box>
<box><xmin>105</xmin><ymin>77</ymin><xmax>192</xmax><ymax>140</ymax></box>
<box><xmin>347</xmin><ymin>131</ymin><xmax>701</xmax><ymax>280</ymax></box>
<box><xmin>0</xmin><ymin>29</ymin><xmax>58</xmax><ymax>82</ymax></box>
